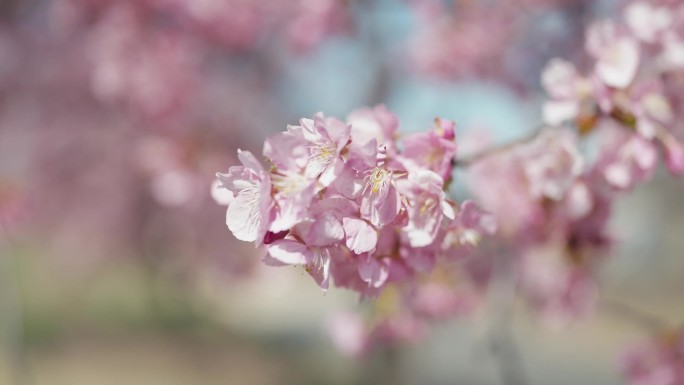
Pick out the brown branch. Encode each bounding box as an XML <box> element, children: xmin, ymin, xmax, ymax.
<box><xmin>453</xmin><ymin>126</ymin><xmax>548</xmax><ymax>168</ymax></box>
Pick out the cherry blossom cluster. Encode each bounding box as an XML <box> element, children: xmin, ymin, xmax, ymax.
<box><xmin>214</xmin><ymin>106</ymin><xmax>496</xmax><ymax>294</ymax></box>
<box><xmin>211</xmin><ymin>0</ymin><xmax>684</xmax><ymax>362</ymax></box>
<box><xmin>621</xmin><ymin>330</ymin><xmax>684</xmax><ymax>385</ymax></box>
<box><xmin>541</xmin><ymin>1</ymin><xmax>684</xmax><ymax>179</ymax></box>
<box><xmin>459</xmin><ymin>0</ymin><xmax>684</xmax><ymax>330</ymax></box>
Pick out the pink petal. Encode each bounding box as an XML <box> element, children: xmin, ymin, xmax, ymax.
<box><xmin>237</xmin><ymin>149</ymin><xmax>264</xmax><ymax>174</ymax></box>
<box><xmin>226</xmin><ymin>191</ymin><xmax>266</xmax><ymax>242</ymax></box>
<box><xmin>596</xmin><ymin>38</ymin><xmax>640</xmax><ymax>88</ymax></box>
<box><xmin>357</xmin><ymin>254</ymin><xmax>389</xmax><ymax>289</ymax></box>
<box><xmin>307</xmin><ymin>248</ymin><xmax>331</xmax><ymax>290</ymax></box>
<box><xmin>267</xmin><ymin>239</ymin><xmax>311</xmax><ymax>265</ymax></box>
<box><xmin>343</xmin><ymin>218</ymin><xmax>378</xmax><ymax>254</ymax></box>
<box><xmin>211</xmin><ymin>179</ymin><xmax>234</xmax><ymax>206</ymax></box>
<box><xmin>305</xmin><ymin>212</ymin><xmax>344</xmax><ymax>246</ymax></box>
<box><xmin>663</xmin><ymin>137</ymin><xmax>684</xmax><ymax>175</ymax></box>
<box><xmin>300</xmin><ymin>118</ymin><xmax>318</xmax><ymax>142</ymax></box>
<box><xmin>333</xmin><ymin>166</ymin><xmax>364</xmax><ymax>199</ymax></box>
<box><xmin>363</xmin><ymin>184</ymin><xmax>400</xmax><ymax>227</ymax></box>
<box><xmin>319</xmin><ymin>156</ymin><xmax>345</xmax><ymax>187</ymax></box>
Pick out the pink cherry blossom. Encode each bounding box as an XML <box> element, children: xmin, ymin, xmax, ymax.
<box><xmin>343</xmin><ymin>217</ymin><xmax>378</xmax><ymax>254</ymax></box>
<box><xmin>399</xmin><ymin>119</ymin><xmax>457</xmax><ymax>182</ymax></box>
<box><xmin>524</xmin><ymin>129</ymin><xmax>584</xmax><ymax>201</ymax></box>
<box><xmin>541</xmin><ymin>59</ymin><xmax>594</xmax><ymax>126</ymax></box>
<box><xmin>663</xmin><ymin>138</ymin><xmax>684</xmax><ymax>176</ymax></box>
<box><xmin>595</xmin><ymin>126</ymin><xmax>658</xmax><ymax>191</ymax></box>
<box><xmin>268</xmin><ymin>237</ymin><xmax>333</xmax><ymax>289</ymax></box>
<box><xmin>399</xmin><ymin>170</ymin><xmax>455</xmax><ymax>248</ymax></box>
<box><xmin>264</xmin><ymin>127</ymin><xmax>317</xmax><ymax>232</ymax></box>
<box><xmin>346</xmin><ymin>105</ymin><xmax>399</xmax><ymax>153</ymax></box>
<box><xmin>216</xmin><ymin>150</ymin><xmax>273</xmax><ymax>243</ymax></box>
<box><xmin>586</xmin><ymin>20</ymin><xmax>641</xmax><ymax>89</ymax></box>
<box><xmin>442</xmin><ymin>200</ymin><xmax>497</xmax><ymax>254</ymax></box>
<box><xmin>620</xmin><ymin>332</ymin><xmax>684</xmax><ymax>385</ymax></box>
<box><xmin>624</xmin><ymin>2</ymin><xmax>673</xmax><ymax>44</ymax></box>
<box><xmin>300</xmin><ymin>114</ymin><xmax>351</xmax><ymax>187</ymax></box>
<box><xmin>360</xmin><ymin>146</ymin><xmax>402</xmax><ymax>228</ymax></box>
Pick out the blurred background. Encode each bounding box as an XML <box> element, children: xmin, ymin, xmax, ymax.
<box><xmin>0</xmin><ymin>0</ymin><xmax>683</xmax><ymax>384</ymax></box>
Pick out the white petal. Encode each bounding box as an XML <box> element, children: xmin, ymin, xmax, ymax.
<box><xmin>267</xmin><ymin>240</ymin><xmax>311</xmax><ymax>265</ymax></box>
<box><xmin>211</xmin><ymin>179</ymin><xmax>234</xmax><ymax>206</ymax></box>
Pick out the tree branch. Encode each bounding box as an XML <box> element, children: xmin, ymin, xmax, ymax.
<box><xmin>454</xmin><ymin>126</ymin><xmax>548</xmax><ymax>168</ymax></box>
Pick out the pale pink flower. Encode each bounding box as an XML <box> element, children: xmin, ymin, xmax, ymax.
<box><xmin>399</xmin><ymin>170</ymin><xmax>455</xmax><ymax>248</ymax></box>
<box><xmin>629</xmin><ymin>80</ymin><xmax>674</xmax><ymax>139</ymax></box>
<box><xmin>346</xmin><ymin>105</ymin><xmax>399</xmax><ymax>152</ymax></box>
<box><xmin>216</xmin><ymin>150</ymin><xmax>273</xmax><ymax>243</ymax></box>
<box><xmin>624</xmin><ymin>2</ymin><xmax>673</xmax><ymax>44</ymax></box>
<box><xmin>660</xmin><ymin>34</ymin><xmax>684</xmax><ymax>70</ymax></box>
<box><xmin>343</xmin><ymin>217</ymin><xmax>378</xmax><ymax>254</ymax></box>
<box><xmin>266</xmin><ymin>196</ymin><xmax>356</xmax><ymax>290</ymax></box>
<box><xmin>442</xmin><ymin>200</ymin><xmax>497</xmax><ymax>254</ymax></box>
<box><xmin>357</xmin><ymin>253</ymin><xmax>390</xmax><ymax>289</ymax></box>
<box><xmin>398</xmin><ymin>236</ymin><xmax>441</xmax><ymax>273</ymax></box>
<box><xmin>360</xmin><ymin>146</ymin><xmax>402</xmax><ymax>227</ymax></box>
<box><xmin>620</xmin><ymin>333</ymin><xmax>684</xmax><ymax>385</ymax></box>
<box><xmin>300</xmin><ymin>113</ymin><xmax>351</xmax><ymax>187</ymax></box>
<box><xmin>524</xmin><ymin>130</ymin><xmax>584</xmax><ymax>201</ymax></box>
<box><xmin>595</xmin><ymin>127</ymin><xmax>658</xmax><ymax>191</ymax></box>
<box><xmin>541</xmin><ymin>59</ymin><xmax>594</xmax><ymax>125</ymax></box>
<box><xmin>659</xmin><ymin>131</ymin><xmax>684</xmax><ymax>176</ymax></box>
<box><xmin>264</xmin><ymin>127</ymin><xmax>316</xmax><ymax>232</ymax></box>
<box><xmin>267</xmin><ymin>237</ymin><xmax>333</xmax><ymax>290</ymax></box>
<box><xmin>586</xmin><ymin>21</ymin><xmax>640</xmax><ymax>89</ymax></box>
<box><xmin>562</xmin><ymin>181</ymin><xmax>595</xmax><ymax>220</ymax></box>
<box><xmin>399</xmin><ymin>119</ymin><xmax>457</xmax><ymax>181</ymax></box>
<box><xmin>467</xmin><ymin>150</ymin><xmax>544</xmax><ymax>234</ymax></box>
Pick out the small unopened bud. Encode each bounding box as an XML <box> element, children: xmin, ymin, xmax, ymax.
<box><xmin>376</xmin><ymin>144</ymin><xmax>388</xmax><ymax>167</ymax></box>
<box><xmin>434</xmin><ymin>118</ymin><xmax>456</xmax><ymax>140</ymax></box>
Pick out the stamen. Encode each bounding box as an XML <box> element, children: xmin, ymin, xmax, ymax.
<box><xmin>365</xmin><ymin>167</ymin><xmax>391</xmax><ymax>194</ymax></box>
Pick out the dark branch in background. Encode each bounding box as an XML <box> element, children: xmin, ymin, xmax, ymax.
<box><xmin>0</xmin><ymin>218</ymin><xmax>32</xmax><ymax>385</ymax></box>
<box><xmin>453</xmin><ymin>126</ymin><xmax>548</xmax><ymax>168</ymax></box>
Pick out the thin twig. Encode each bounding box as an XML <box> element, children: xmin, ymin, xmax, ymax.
<box><xmin>454</xmin><ymin>126</ymin><xmax>548</xmax><ymax>168</ymax></box>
